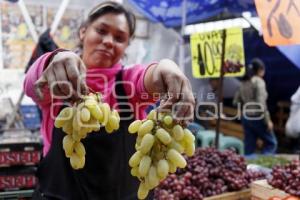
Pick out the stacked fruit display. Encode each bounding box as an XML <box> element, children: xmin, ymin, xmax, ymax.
<box><xmin>128</xmin><ymin>110</ymin><xmax>196</xmax><ymax>199</ymax></box>
<box><xmin>154</xmin><ymin>148</ymin><xmax>266</xmax><ymax>200</ymax></box>
<box><xmin>54</xmin><ymin>93</ymin><xmax>120</xmax><ymax>169</ymax></box>
<box><xmin>268</xmin><ymin>160</ymin><xmax>300</xmax><ymax>197</ymax></box>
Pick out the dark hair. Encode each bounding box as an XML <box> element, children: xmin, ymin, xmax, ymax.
<box><xmin>77</xmin><ymin>1</ymin><xmax>136</xmax><ymax>49</ymax></box>
<box><xmin>241</xmin><ymin>65</ymin><xmax>253</xmax><ymax>81</ymax></box>
<box><xmin>251</xmin><ymin>58</ymin><xmax>265</xmax><ymax>75</ymax></box>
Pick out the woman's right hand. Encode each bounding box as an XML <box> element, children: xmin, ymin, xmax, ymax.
<box><xmin>34</xmin><ymin>51</ymin><xmax>88</xmax><ymax>101</ymax></box>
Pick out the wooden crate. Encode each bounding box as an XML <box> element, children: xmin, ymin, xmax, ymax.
<box><xmin>251</xmin><ymin>179</ymin><xmax>290</xmax><ymax>200</ymax></box>
<box><xmin>204</xmin><ymin>189</ymin><xmax>251</xmax><ymax>200</ymax></box>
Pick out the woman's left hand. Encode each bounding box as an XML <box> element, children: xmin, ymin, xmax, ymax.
<box><xmin>144</xmin><ymin>59</ymin><xmax>195</xmax><ymax>125</ymax></box>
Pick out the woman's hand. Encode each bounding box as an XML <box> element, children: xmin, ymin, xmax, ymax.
<box><xmin>144</xmin><ymin>59</ymin><xmax>195</xmax><ymax>125</ymax></box>
<box><xmin>34</xmin><ymin>51</ymin><xmax>88</xmax><ymax>101</ymax></box>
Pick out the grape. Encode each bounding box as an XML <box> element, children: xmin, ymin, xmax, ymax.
<box><xmin>70</xmin><ymin>153</ymin><xmax>85</xmax><ymax>170</ymax></box>
<box><xmin>86</xmin><ymin>117</ymin><xmax>100</xmax><ymax>131</ymax></box>
<box><xmin>108</xmin><ymin>115</ymin><xmax>119</xmax><ymax>130</ymax></box>
<box><xmin>105</xmin><ymin>122</ymin><xmax>114</xmax><ymax>134</ymax></box>
<box><xmin>74</xmin><ymin>141</ymin><xmax>86</xmax><ymax>157</ymax></box>
<box><xmin>147</xmin><ymin>110</ymin><xmax>157</xmax><ymax>120</ymax></box>
<box><xmin>172</xmin><ymin>125</ymin><xmax>184</xmax><ymax>141</ymax></box>
<box><xmin>183</xmin><ymin>128</ymin><xmax>195</xmax><ymax>144</ymax></box>
<box><xmin>62</xmin><ymin>121</ymin><xmax>73</xmax><ymax>135</ymax></box>
<box><xmin>111</xmin><ymin>109</ymin><xmax>120</xmax><ymax>122</ymax></box>
<box><xmin>78</xmin><ymin>127</ymin><xmax>88</xmax><ymax>138</ymax></box>
<box><xmin>80</xmin><ymin>107</ymin><xmax>91</xmax><ymax>122</ymax></box>
<box><xmin>167</xmin><ymin>149</ymin><xmax>187</xmax><ymax>168</ymax></box>
<box><xmin>72</xmin><ymin>130</ymin><xmax>82</xmax><ymax>142</ymax></box>
<box><xmin>163</xmin><ymin>115</ymin><xmax>173</xmax><ymax>126</ymax></box>
<box><xmin>131</xmin><ymin>167</ymin><xmax>140</xmax><ymax>177</ymax></box>
<box><xmin>138</xmin><ymin>182</ymin><xmax>149</xmax><ymax>200</ymax></box>
<box><xmin>99</xmin><ymin>103</ymin><xmax>110</xmax><ymax>125</ymax></box>
<box><xmin>63</xmin><ymin>135</ymin><xmax>74</xmax><ymax>157</ymax></box>
<box><xmin>128</xmin><ymin>120</ymin><xmax>142</xmax><ymax>134</ymax></box>
<box><xmin>168</xmin><ymin>161</ymin><xmax>177</xmax><ymax>173</ymax></box>
<box><xmin>168</xmin><ymin>139</ymin><xmax>184</xmax><ymax>154</ymax></box>
<box><xmin>138</xmin><ymin>155</ymin><xmax>152</xmax><ymax>177</ymax></box>
<box><xmin>140</xmin><ymin>134</ymin><xmax>155</xmax><ymax>154</ymax></box>
<box><xmin>72</xmin><ymin>110</ymin><xmax>81</xmax><ymax>131</ymax></box>
<box><xmin>54</xmin><ymin>107</ymin><xmax>75</xmax><ymax>128</ymax></box>
<box><xmin>138</xmin><ymin>120</ymin><xmax>154</xmax><ymax>136</ymax></box>
<box><xmin>148</xmin><ymin>166</ymin><xmax>160</xmax><ymax>188</ymax></box>
<box><xmin>185</xmin><ymin>143</ymin><xmax>195</xmax><ymax>157</ymax></box>
<box><xmin>129</xmin><ymin>151</ymin><xmax>143</xmax><ymax>168</ymax></box>
<box><xmin>155</xmin><ymin>128</ymin><xmax>171</xmax><ymax>145</ymax></box>
<box><xmin>85</xmin><ymin>99</ymin><xmax>103</xmax><ymax>121</ymax></box>
<box><xmin>157</xmin><ymin>159</ymin><xmax>169</xmax><ymax>179</ymax></box>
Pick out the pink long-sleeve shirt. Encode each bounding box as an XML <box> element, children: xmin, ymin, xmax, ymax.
<box><xmin>24</xmin><ymin>52</ymin><xmax>156</xmax><ymax>155</ymax></box>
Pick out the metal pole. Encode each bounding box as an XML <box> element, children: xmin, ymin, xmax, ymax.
<box><xmin>0</xmin><ymin>7</ymin><xmax>3</xmax><ymax>69</ymax></box>
<box><xmin>214</xmin><ymin>29</ymin><xmax>227</xmax><ymax>149</ymax></box>
<box><xmin>179</xmin><ymin>0</ymin><xmax>187</xmax><ymax>72</ymax></box>
<box><xmin>4</xmin><ymin>0</ymin><xmax>40</xmax><ymax>129</ymax></box>
<box><xmin>17</xmin><ymin>0</ymin><xmax>38</xmax><ymax>42</ymax></box>
<box><xmin>50</xmin><ymin>0</ymin><xmax>70</xmax><ymax>35</ymax></box>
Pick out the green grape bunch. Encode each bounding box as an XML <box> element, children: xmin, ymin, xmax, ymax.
<box><xmin>128</xmin><ymin>110</ymin><xmax>196</xmax><ymax>199</ymax></box>
<box><xmin>54</xmin><ymin>92</ymin><xmax>120</xmax><ymax>169</ymax></box>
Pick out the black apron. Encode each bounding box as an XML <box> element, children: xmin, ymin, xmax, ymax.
<box><xmin>33</xmin><ymin>69</ymin><xmax>151</xmax><ymax>200</ymax></box>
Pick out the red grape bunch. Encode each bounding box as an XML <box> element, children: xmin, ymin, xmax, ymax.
<box><xmin>154</xmin><ymin>147</ymin><xmax>267</xmax><ymax>200</ymax></box>
<box><xmin>268</xmin><ymin>160</ymin><xmax>300</xmax><ymax>197</ymax></box>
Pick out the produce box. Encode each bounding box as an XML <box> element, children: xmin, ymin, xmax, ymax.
<box><xmin>0</xmin><ymin>166</ymin><xmax>37</xmax><ymax>191</ymax></box>
<box><xmin>20</xmin><ymin>105</ymin><xmax>41</xmax><ymax>130</ymax></box>
<box><xmin>0</xmin><ymin>142</ymin><xmax>41</xmax><ymax>167</ymax></box>
<box><xmin>251</xmin><ymin>179</ymin><xmax>290</xmax><ymax>200</ymax></box>
<box><xmin>0</xmin><ymin>129</ymin><xmax>42</xmax><ymax>167</ymax></box>
<box><xmin>204</xmin><ymin>189</ymin><xmax>251</xmax><ymax>200</ymax></box>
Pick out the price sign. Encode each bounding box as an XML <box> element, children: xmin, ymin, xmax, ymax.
<box><xmin>255</xmin><ymin>0</ymin><xmax>300</xmax><ymax>46</ymax></box>
<box><xmin>190</xmin><ymin>28</ymin><xmax>245</xmax><ymax>78</ymax></box>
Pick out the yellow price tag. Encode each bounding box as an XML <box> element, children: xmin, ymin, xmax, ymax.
<box><xmin>190</xmin><ymin>27</ymin><xmax>245</xmax><ymax>78</ymax></box>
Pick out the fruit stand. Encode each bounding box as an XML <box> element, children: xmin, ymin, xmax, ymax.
<box><xmin>251</xmin><ymin>180</ymin><xmax>290</xmax><ymax>200</ymax></box>
<box><xmin>204</xmin><ymin>189</ymin><xmax>251</xmax><ymax>200</ymax></box>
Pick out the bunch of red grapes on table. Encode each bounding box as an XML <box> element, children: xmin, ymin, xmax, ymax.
<box><xmin>154</xmin><ymin>147</ymin><xmax>266</xmax><ymax>200</ymax></box>
<box><xmin>268</xmin><ymin>160</ymin><xmax>300</xmax><ymax>197</ymax></box>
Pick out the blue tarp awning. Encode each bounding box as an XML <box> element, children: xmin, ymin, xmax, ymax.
<box><xmin>128</xmin><ymin>0</ymin><xmax>257</xmax><ymax>27</ymax></box>
<box><xmin>128</xmin><ymin>0</ymin><xmax>300</xmax><ymax>69</ymax></box>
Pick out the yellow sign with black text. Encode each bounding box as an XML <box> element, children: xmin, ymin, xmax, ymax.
<box><xmin>190</xmin><ymin>28</ymin><xmax>245</xmax><ymax>78</ymax></box>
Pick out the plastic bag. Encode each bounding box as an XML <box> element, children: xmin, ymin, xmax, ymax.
<box><xmin>285</xmin><ymin>86</ymin><xmax>300</xmax><ymax>138</ymax></box>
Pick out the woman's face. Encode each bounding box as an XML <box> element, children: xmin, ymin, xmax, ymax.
<box><xmin>80</xmin><ymin>13</ymin><xmax>130</xmax><ymax>68</ymax></box>
<box><xmin>258</xmin><ymin>69</ymin><xmax>265</xmax><ymax>77</ymax></box>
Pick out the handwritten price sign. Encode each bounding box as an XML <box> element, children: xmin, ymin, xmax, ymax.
<box><xmin>190</xmin><ymin>27</ymin><xmax>245</xmax><ymax>78</ymax></box>
<box><xmin>255</xmin><ymin>0</ymin><xmax>300</xmax><ymax>46</ymax></box>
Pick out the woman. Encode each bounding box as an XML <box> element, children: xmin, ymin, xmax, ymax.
<box><xmin>233</xmin><ymin>58</ymin><xmax>277</xmax><ymax>156</ymax></box>
<box><xmin>24</xmin><ymin>1</ymin><xmax>195</xmax><ymax>200</ymax></box>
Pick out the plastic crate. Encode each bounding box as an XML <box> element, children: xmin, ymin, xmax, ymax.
<box><xmin>0</xmin><ymin>166</ymin><xmax>37</xmax><ymax>192</ymax></box>
<box><xmin>187</xmin><ymin>122</ymin><xmax>205</xmax><ymax>136</ymax></box>
<box><xmin>0</xmin><ymin>142</ymin><xmax>42</xmax><ymax>167</ymax></box>
<box><xmin>0</xmin><ymin>189</ymin><xmax>34</xmax><ymax>199</ymax></box>
<box><xmin>20</xmin><ymin>105</ymin><xmax>41</xmax><ymax>130</ymax></box>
